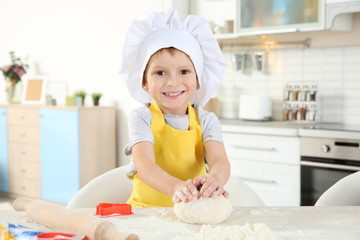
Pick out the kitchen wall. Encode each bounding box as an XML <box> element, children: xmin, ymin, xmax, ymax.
<box><xmin>219</xmin><ymin>46</ymin><xmax>360</xmax><ymax>125</ymax></box>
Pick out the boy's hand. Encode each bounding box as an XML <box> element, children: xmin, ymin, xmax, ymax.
<box><xmin>193</xmin><ymin>174</ymin><xmax>229</xmax><ymax>198</ymax></box>
<box><xmin>172</xmin><ymin>179</ymin><xmax>198</xmax><ymax>204</ymax></box>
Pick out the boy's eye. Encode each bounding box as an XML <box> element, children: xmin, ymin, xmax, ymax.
<box><xmin>180</xmin><ymin>70</ymin><xmax>190</xmax><ymax>75</ymax></box>
<box><xmin>155</xmin><ymin>71</ymin><xmax>166</xmax><ymax>76</ymax></box>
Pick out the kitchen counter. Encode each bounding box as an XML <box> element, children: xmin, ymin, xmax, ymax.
<box><xmin>220</xmin><ymin>119</ymin><xmax>315</xmax><ymax>136</ymax></box>
<box><xmin>220</xmin><ymin>119</ymin><xmax>360</xmax><ymax>139</ymax></box>
<box><xmin>299</xmin><ymin>126</ymin><xmax>360</xmax><ymax>140</ymax></box>
<box><xmin>1</xmin><ymin>206</ymin><xmax>360</xmax><ymax>240</ymax></box>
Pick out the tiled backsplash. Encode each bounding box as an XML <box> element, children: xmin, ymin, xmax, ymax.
<box><xmin>218</xmin><ymin>46</ymin><xmax>360</xmax><ymax>125</ymax></box>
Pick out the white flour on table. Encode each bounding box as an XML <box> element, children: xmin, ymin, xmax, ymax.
<box><xmin>110</xmin><ymin>208</ymin><xmax>281</xmax><ymax>240</ymax></box>
<box><xmin>197</xmin><ymin>223</ymin><xmax>281</xmax><ymax>240</ymax></box>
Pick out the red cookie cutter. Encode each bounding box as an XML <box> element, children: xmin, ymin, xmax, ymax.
<box><xmin>96</xmin><ymin>203</ymin><xmax>133</xmax><ymax>217</ymax></box>
<box><xmin>36</xmin><ymin>232</ymin><xmax>87</xmax><ymax>240</ymax></box>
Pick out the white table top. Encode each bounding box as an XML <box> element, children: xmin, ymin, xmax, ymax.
<box><xmin>1</xmin><ymin>206</ymin><xmax>360</xmax><ymax>240</ymax></box>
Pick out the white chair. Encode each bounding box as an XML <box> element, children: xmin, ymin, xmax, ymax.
<box><xmin>225</xmin><ymin>175</ymin><xmax>265</xmax><ymax>206</ymax></box>
<box><xmin>67</xmin><ymin>165</ymin><xmax>133</xmax><ymax>208</ymax></box>
<box><xmin>315</xmin><ymin>171</ymin><xmax>360</xmax><ymax>206</ymax></box>
<box><xmin>67</xmin><ymin>165</ymin><xmax>264</xmax><ymax>208</ymax></box>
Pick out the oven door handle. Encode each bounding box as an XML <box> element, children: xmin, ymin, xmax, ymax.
<box><xmin>301</xmin><ymin>161</ymin><xmax>360</xmax><ymax>171</ymax></box>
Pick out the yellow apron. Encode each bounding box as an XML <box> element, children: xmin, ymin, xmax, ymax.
<box><xmin>127</xmin><ymin>101</ymin><xmax>206</xmax><ymax>207</ymax></box>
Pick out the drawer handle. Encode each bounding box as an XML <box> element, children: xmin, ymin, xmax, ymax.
<box><xmin>22</xmin><ymin>169</ymin><xmax>26</xmax><ymax>173</ymax></box>
<box><xmin>238</xmin><ymin>176</ymin><xmax>277</xmax><ymax>185</ymax></box>
<box><xmin>22</xmin><ymin>186</ymin><xmax>26</xmax><ymax>190</ymax></box>
<box><xmin>231</xmin><ymin>145</ymin><xmax>278</xmax><ymax>152</ymax></box>
<box><xmin>21</xmin><ymin>152</ymin><xmax>26</xmax><ymax>155</ymax></box>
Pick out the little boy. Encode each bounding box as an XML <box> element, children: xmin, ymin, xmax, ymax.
<box><xmin>120</xmin><ymin>8</ymin><xmax>230</xmax><ymax>207</ymax></box>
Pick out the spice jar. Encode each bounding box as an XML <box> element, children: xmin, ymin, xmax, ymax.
<box><xmin>283</xmin><ymin>103</ymin><xmax>290</xmax><ymax>120</ymax></box>
<box><xmin>307</xmin><ymin>104</ymin><xmax>317</xmax><ymax>121</ymax></box>
<box><xmin>291</xmin><ymin>104</ymin><xmax>298</xmax><ymax>120</ymax></box>
<box><xmin>299</xmin><ymin>105</ymin><xmax>307</xmax><ymax>120</ymax></box>
<box><xmin>284</xmin><ymin>84</ymin><xmax>291</xmax><ymax>101</ymax></box>
<box><xmin>309</xmin><ymin>91</ymin><xmax>316</xmax><ymax>101</ymax></box>
<box><xmin>300</xmin><ymin>84</ymin><xmax>308</xmax><ymax>101</ymax></box>
<box><xmin>308</xmin><ymin>84</ymin><xmax>317</xmax><ymax>101</ymax></box>
<box><xmin>291</xmin><ymin>84</ymin><xmax>300</xmax><ymax>101</ymax></box>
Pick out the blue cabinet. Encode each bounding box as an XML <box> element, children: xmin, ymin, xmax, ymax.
<box><xmin>0</xmin><ymin>107</ymin><xmax>8</xmax><ymax>193</ymax></box>
<box><xmin>39</xmin><ymin>107</ymin><xmax>116</xmax><ymax>205</ymax></box>
<box><xmin>40</xmin><ymin>109</ymin><xmax>80</xmax><ymax>204</ymax></box>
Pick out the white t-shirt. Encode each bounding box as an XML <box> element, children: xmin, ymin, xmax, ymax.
<box><xmin>124</xmin><ymin>103</ymin><xmax>224</xmax><ymax>176</ymax></box>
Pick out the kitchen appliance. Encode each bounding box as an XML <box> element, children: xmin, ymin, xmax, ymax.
<box><xmin>300</xmin><ymin>124</ymin><xmax>360</xmax><ymax>206</ymax></box>
<box><xmin>238</xmin><ymin>95</ymin><xmax>272</xmax><ymax>121</ymax></box>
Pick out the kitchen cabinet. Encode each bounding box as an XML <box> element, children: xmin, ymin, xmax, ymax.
<box><xmin>214</xmin><ymin>0</ymin><xmax>360</xmax><ymax>48</ymax></box>
<box><xmin>40</xmin><ymin>109</ymin><xmax>80</xmax><ymax>204</ymax></box>
<box><xmin>236</xmin><ymin>0</ymin><xmax>326</xmax><ymax>34</ymax></box>
<box><xmin>40</xmin><ymin>108</ymin><xmax>117</xmax><ymax>204</ymax></box>
<box><xmin>0</xmin><ymin>107</ymin><xmax>8</xmax><ymax>193</ymax></box>
<box><xmin>223</xmin><ymin>131</ymin><xmax>300</xmax><ymax>206</ymax></box>
<box><xmin>7</xmin><ymin>107</ymin><xmax>41</xmax><ymax>198</ymax></box>
<box><xmin>221</xmin><ymin>0</ymin><xmax>353</xmax><ymax>37</ymax></box>
<box><xmin>1</xmin><ymin>105</ymin><xmax>117</xmax><ymax>205</ymax></box>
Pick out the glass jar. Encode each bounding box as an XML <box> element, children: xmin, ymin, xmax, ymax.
<box><xmin>283</xmin><ymin>103</ymin><xmax>290</xmax><ymax>120</ymax></box>
<box><xmin>291</xmin><ymin>84</ymin><xmax>300</xmax><ymax>101</ymax></box>
<box><xmin>307</xmin><ymin>104</ymin><xmax>317</xmax><ymax>121</ymax></box>
<box><xmin>291</xmin><ymin>104</ymin><xmax>299</xmax><ymax>120</ymax></box>
<box><xmin>308</xmin><ymin>84</ymin><xmax>317</xmax><ymax>101</ymax></box>
<box><xmin>299</xmin><ymin>105</ymin><xmax>307</xmax><ymax>120</ymax></box>
<box><xmin>300</xmin><ymin>84</ymin><xmax>308</xmax><ymax>101</ymax></box>
<box><xmin>284</xmin><ymin>84</ymin><xmax>291</xmax><ymax>101</ymax></box>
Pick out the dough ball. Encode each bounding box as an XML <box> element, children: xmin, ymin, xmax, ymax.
<box><xmin>174</xmin><ymin>191</ymin><xmax>232</xmax><ymax>224</ymax></box>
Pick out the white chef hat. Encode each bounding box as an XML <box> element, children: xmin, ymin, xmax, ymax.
<box><xmin>119</xmin><ymin>8</ymin><xmax>227</xmax><ymax>107</ymax></box>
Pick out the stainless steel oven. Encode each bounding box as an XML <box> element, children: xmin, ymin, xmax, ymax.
<box><xmin>300</xmin><ymin>126</ymin><xmax>360</xmax><ymax>206</ymax></box>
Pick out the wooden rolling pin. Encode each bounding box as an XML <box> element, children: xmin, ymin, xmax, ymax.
<box><xmin>13</xmin><ymin>198</ymin><xmax>139</xmax><ymax>240</ymax></box>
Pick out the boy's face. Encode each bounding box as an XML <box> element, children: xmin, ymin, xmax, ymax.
<box><xmin>143</xmin><ymin>48</ymin><xmax>199</xmax><ymax>115</ymax></box>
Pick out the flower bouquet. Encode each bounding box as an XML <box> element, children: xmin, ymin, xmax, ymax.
<box><xmin>1</xmin><ymin>51</ymin><xmax>29</xmax><ymax>103</ymax></box>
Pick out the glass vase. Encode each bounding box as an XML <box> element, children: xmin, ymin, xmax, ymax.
<box><xmin>6</xmin><ymin>78</ymin><xmax>23</xmax><ymax>104</ymax></box>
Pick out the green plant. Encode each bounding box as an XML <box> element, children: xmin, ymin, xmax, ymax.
<box><xmin>74</xmin><ymin>91</ymin><xmax>87</xmax><ymax>98</ymax></box>
<box><xmin>91</xmin><ymin>92</ymin><xmax>102</xmax><ymax>100</ymax></box>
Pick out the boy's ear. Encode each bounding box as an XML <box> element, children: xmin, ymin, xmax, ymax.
<box><xmin>196</xmin><ymin>79</ymin><xmax>200</xmax><ymax>90</ymax></box>
<box><xmin>142</xmin><ymin>77</ymin><xmax>148</xmax><ymax>90</ymax></box>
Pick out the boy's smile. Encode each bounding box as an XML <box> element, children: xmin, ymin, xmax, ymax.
<box><xmin>163</xmin><ymin>91</ymin><xmax>184</xmax><ymax>97</ymax></box>
<box><xmin>143</xmin><ymin>48</ymin><xmax>198</xmax><ymax>115</ymax></box>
